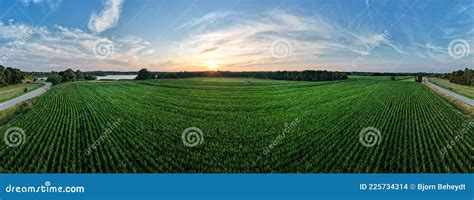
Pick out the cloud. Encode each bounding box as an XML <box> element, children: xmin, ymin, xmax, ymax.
<box><xmin>20</xmin><ymin>0</ymin><xmax>62</xmax><ymax>10</ymax></box>
<box><xmin>2</xmin><ymin>5</ymin><xmax>470</xmax><ymax>73</ymax></box>
<box><xmin>163</xmin><ymin>10</ymin><xmax>405</xmax><ymax>71</ymax></box>
<box><xmin>177</xmin><ymin>11</ymin><xmax>236</xmax><ymax>30</ymax></box>
<box><xmin>88</xmin><ymin>0</ymin><xmax>124</xmax><ymax>33</ymax></box>
<box><xmin>383</xmin><ymin>39</ymin><xmax>406</xmax><ymax>54</ymax></box>
<box><xmin>409</xmin><ymin>4</ymin><xmax>473</xmax><ymax>65</ymax></box>
<box><xmin>0</xmin><ymin>21</ymin><xmax>33</xmax><ymax>39</ymax></box>
<box><xmin>0</xmin><ymin>21</ymin><xmax>155</xmax><ymax>71</ymax></box>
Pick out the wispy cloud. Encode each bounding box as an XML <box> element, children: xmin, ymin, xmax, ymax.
<box><xmin>88</xmin><ymin>0</ymin><xmax>123</xmax><ymax>33</ymax></box>
<box><xmin>159</xmin><ymin>10</ymin><xmax>405</xmax><ymax>71</ymax></box>
<box><xmin>2</xmin><ymin>1</ymin><xmax>472</xmax><ymax>72</ymax></box>
<box><xmin>177</xmin><ymin>11</ymin><xmax>236</xmax><ymax>30</ymax></box>
<box><xmin>20</xmin><ymin>0</ymin><xmax>62</xmax><ymax>10</ymax></box>
<box><xmin>409</xmin><ymin>4</ymin><xmax>473</xmax><ymax>66</ymax></box>
<box><xmin>0</xmin><ymin>20</ymin><xmax>155</xmax><ymax>71</ymax></box>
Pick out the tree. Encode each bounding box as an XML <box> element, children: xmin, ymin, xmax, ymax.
<box><xmin>0</xmin><ymin>66</ymin><xmax>26</xmax><ymax>86</ymax></box>
<box><xmin>76</xmin><ymin>70</ymin><xmax>85</xmax><ymax>80</ymax></box>
<box><xmin>47</xmin><ymin>75</ymin><xmax>63</xmax><ymax>85</ymax></box>
<box><xmin>61</xmin><ymin>68</ymin><xmax>76</xmax><ymax>82</ymax></box>
<box><xmin>45</xmin><ymin>69</ymin><xmax>96</xmax><ymax>85</ymax></box>
<box><xmin>4</xmin><ymin>68</ymin><xmax>12</xmax><ymax>84</ymax></box>
<box><xmin>150</xmin><ymin>70</ymin><xmax>349</xmax><ymax>81</ymax></box>
<box><xmin>446</xmin><ymin>68</ymin><xmax>473</xmax><ymax>86</ymax></box>
<box><xmin>415</xmin><ymin>75</ymin><xmax>423</xmax><ymax>82</ymax></box>
<box><xmin>4</xmin><ymin>67</ymin><xmax>25</xmax><ymax>85</ymax></box>
<box><xmin>136</xmin><ymin>68</ymin><xmax>154</xmax><ymax>80</ymax></box>
<box><xmin>390</xmin><ymin>76</ymin><xmax>396</xmax><ymax>81</ymax></box>
<box><xmin>84</xmin><ymin>74</ymin><xmax>97</xmax><ymax>80</ymax></box>
<box><xmin>0</xmin><ymin>65</ymin><xmax>6</xmax><ymax>86</ymax></box>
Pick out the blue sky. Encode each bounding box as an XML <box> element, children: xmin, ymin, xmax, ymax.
<box><xmin>0</xmin><ymin>0</ymin><xmax>472</xmax><ymax>72</ymax></box>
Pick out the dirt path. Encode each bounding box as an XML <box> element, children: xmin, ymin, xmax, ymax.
<box><xmin>424</xmin><ymin>78</ymin><xmax>474</xmax><ymax>107</ymax></box>
<box><xmin>0</xmin><ymin>82</ymin><xmax>52</xmax><ymax>111</ymax></box>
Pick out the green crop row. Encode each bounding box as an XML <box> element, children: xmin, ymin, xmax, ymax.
<box><xmin>0</xmin><ymin>77</ymin><xmax>472</xmax><ymax>173</ymax></box>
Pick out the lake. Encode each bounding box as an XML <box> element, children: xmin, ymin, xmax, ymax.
<box><xmin>96</xmin><ymin>75</ymin><xmax>137</xmax><ymax>80</ymax></box>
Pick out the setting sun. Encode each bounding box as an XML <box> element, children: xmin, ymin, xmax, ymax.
<box><xmin>207</xmin><ymin>61</ymin><xmax>218</xmax><ymax>71</ymax></box>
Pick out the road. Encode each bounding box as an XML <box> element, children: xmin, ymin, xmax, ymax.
<box><xmin>0</xmin><ymin>82</ymin><xmax>52</xmax><ymax>111</ymax></box>
<box><xmin>424</xmin><ymin>78</ymin><xmax>474</xmax><ymax>107</ymax></box>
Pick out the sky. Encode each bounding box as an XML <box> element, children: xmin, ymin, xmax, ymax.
<box><xmin>0</xmin><ymin>0</ymin><xmax>472</xmax><ymax>72</ymax></box>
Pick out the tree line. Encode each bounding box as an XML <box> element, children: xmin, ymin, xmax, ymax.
<box><xmin>136</xmin><ymin>68</ymin><xmax>348</xmax><ymax>82</ymax></box>
<box><xmin>47</xmin><ymin>68</ymin><xmax>97</xmax><ymax>85</ymax></box>
<box><xmin>443</xmin><ymin>68</ymin><xmax>473</xmax><ymax>86</ymax></box>
<box><xmin>347</xmin><ymin>72</ymin><xmax>440</xmax><ymax>77</ymax></box>
<box><xmin>85</xmin><ymin>71</ymin><xmax>137</xmax><ymax>76</ymax></box>
<box><xmin>0</xmin><ymin>65</ymin><xmax>26</xmax><ymax>86</ymax></box>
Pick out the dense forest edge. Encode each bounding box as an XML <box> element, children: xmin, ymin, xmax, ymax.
<box><xmin>136</xmin><ymin>69</ymin><xmax>349</xmax><ymax>81</ymax></box>
<box><xmin>441</xmin><ymin>68</ymin><xmax>473</xmax><ymax>86</ymax></box>
<box><xmin>1</xmin><ymin>64</ymin><xmax>472</xmax><ymax>87</ymax></box>
<box><xmin>0</xmin><ymin>65</ymin><xmax>26</xmax><ymax>86</ymax></box>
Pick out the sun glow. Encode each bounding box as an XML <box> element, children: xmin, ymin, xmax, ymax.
<box><xmin>207</xmin><ymin>60</ymin><xmax>218</xmax><ymax>71</ymax></box>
